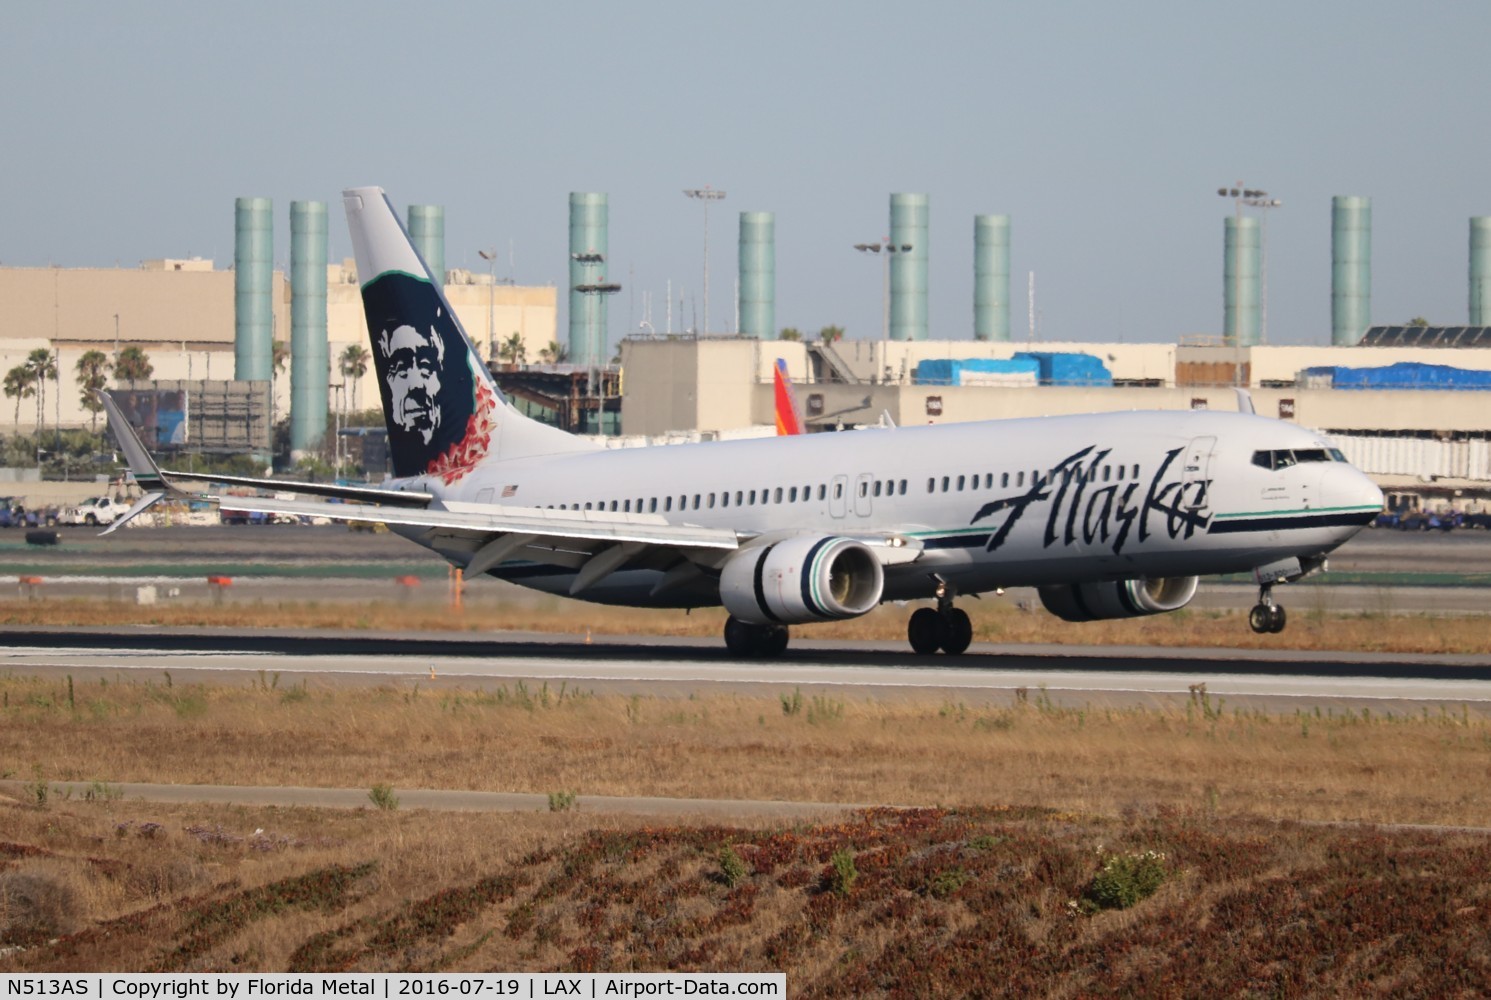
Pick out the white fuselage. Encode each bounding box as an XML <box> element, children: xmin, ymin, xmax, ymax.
<box><xmin>387</xmin><ymin>408</ymin><xmax>1383</xmax><ymax>609</ymax></box>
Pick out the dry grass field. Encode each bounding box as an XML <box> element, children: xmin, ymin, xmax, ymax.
<box><xmin>2</xmin><ymin>598</ymin><xmax>1491</xmax><ymax>987</ymax></box>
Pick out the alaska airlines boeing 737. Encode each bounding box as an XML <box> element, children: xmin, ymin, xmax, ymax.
<box><xmin>99</xmin><ymin>186</ymin><xmax>1384</xmax><ymax>657</ymax></box>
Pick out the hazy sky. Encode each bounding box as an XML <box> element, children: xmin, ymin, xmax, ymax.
<box><xmin>3</xmin><ymin>1</ymin><xmax>1487</xmax><ymax>349</ymax></box>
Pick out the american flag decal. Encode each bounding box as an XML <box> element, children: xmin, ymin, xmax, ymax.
<box><xmin>501</xmin><ymin>484</ymin><xmax>518</xmax><ymax>498</ymax></box>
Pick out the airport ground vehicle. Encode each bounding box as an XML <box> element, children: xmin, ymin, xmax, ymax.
<box><xmin>58</xmin><ymin>496</ymin><xmax>129</xmax><ymax>526</ymax></box>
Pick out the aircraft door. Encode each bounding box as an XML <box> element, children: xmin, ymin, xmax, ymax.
<box><xmin>854</xmin><ymin>473</ymin><xmax>873</xmax><ymax>517</ymax></box>
<box><xmin>829</xmin><ymin>475</ymin><xmax>848</xmax><ymax>519</ymax></box>
<box><xmin>1182</xmin><ymin>436</ymin><xmax>1215</xmax><ymax>509</ymax></box>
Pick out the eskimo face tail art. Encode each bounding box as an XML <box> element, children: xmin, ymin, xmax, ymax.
<box><xmin>361</xmin><ymin>273</ymin><xmax>497</xmax><ymax>482</ymax></box>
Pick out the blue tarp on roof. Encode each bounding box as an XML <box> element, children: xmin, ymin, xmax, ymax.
<box><xmin>913</xmin><ymin>358</ymin><xmax>1040</xmax><ymax>386</ymax></box>
<box><xmin>1303</xmin><ymin>361</ymin><xmax>1491</xmax><ymax>390</ymax></box>
<box><xmin>1013</xmin><ymin>351</ymin><xmax>1113</xmax><ymax>387</ymax></box>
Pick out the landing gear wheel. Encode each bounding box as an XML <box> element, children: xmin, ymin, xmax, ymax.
<box><xmin>908</xmin><ymin>607</ymin><xmax>942</xmax><ymax>654</ymax></box>
<box><xmin>938</xmin><ymin>607</ymin><xmax>973</xmax><ymax>655</ymax></box>
<box><xmin>1249</xmin><ymin>604</ymin><xmax>1287</xmax><ymax>634</ymax></box>
<box><xmin>1266</xmin><ymin>605</ymin><xmax>1286</xmax><ymax>633</ymax></box>
<box><xmin>724</xmin><ymin>616</ymin><xmax>756</xmax><ymax>655</ymax></box>
<box><xmin>761</xmin><ymin>625</ymin><xmax>789</xmax><ymax>657</ymax></box>
<box><xmin>723</xmin><ymin>616</ymin><xmax>790</xmax><ymax>657</ymax></box>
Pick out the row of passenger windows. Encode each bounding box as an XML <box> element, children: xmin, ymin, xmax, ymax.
<box><xmin>543</xmin><ymin>463</ymin><xmax>1154</xmax><ymax>516</ymax></box>
<box><xmin>1251</xmin><ymin>447</ymin><xmax>1347</xmax><ymax>471</ymax></box>
<box><xmin>926</xmin><ymin>464</ymin><xmax>1141</xmax><ymax>494</ymax></box>
<box><xmin>546</xmin><ymin>478</ymin><xmax>911</xmax><ymax>514</ymax></box>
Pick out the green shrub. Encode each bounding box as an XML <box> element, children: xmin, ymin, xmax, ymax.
<box><xmin>1082</xmin><ymin>849</ymin><xmax>1168</xmax><ymax>912</ymax></box>
<box><xmin>368</xmin><ymin>784</ymin><xmax>399</xmax><ymax>811</ymax></box>
<box><xmin>718</xmin><ymin>845</ymin><xmax>749</xmax><ymax>888</ymax></box>
<box><xmin>548</xmin><ymin>790</ymin><xmax>577</xmax><ymax>813</ymax></box>
<box><xmin>828</xmin><ymin>848</ymin><xmax>858</xmax><ymax>896</ymax></box>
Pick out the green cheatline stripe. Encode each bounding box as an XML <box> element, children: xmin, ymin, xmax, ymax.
<box><xmin>1213</xmin><ymin>504</ymin><xmax>1380</xmax><ymax>520</ymax></box>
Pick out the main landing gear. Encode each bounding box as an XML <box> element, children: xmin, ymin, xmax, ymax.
<box><xmin>724</xmin><ymin>615</ymin><xmax>790</xmax><ymax>657</ymax></box>
<box><xmin>1249</xmin><ymin>584</ymin><xmax>1287</xmax><ymax>634</ymax></box>
<box><xmin>907</xmin><ymin>580</ymin><xmax>973</xmax><ymax>655</ymax></box>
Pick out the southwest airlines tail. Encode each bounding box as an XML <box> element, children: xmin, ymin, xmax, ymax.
<box><xmin>342</xmin><ymin>187</ymin><xmax>594</xmax><ymax>482</ymax></box>
<box><xmin>773</xmin><ymin>358</ymin><xmax>804</xmax><ymax>435</ymax></box>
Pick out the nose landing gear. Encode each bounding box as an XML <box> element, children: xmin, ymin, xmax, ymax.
<box><xmin>907</xmin><ymin>580</ymin><xmax>973</xmax><ymax>655</ymax></box>
<box><xmin>1249</xmin><ymin>584</ymin><xmax>1287</xmax><ymax>634</ymax></box>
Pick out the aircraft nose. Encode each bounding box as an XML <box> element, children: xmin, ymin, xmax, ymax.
<box><xmin>1325</xmin><ymin>463</ymin><xmax>1383</xmax><ymax>524</ymax></box>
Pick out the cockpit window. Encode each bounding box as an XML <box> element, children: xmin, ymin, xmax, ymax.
<box><xmin>1252</xmin><ymin>447</ymin><xmax>1345</xmax><ymax>470</ymax></box>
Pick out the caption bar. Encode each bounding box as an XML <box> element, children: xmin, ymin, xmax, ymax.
<box><xmin>1</xmin><ymin>975</ymin><xmax>783</xmax><ymax>999</ymax></box>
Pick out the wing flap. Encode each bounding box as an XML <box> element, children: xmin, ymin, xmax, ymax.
<box><xmin>214</xmin><ymin>495</ymin><xmax>741</xmax><ymax>550</ymax></box>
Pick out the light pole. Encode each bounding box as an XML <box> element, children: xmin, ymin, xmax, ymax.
<box><xmin>854</xmin><ymin>239</ymin><xmax>913</xmax><ymax>341</ymax></box>
<box><xmin>478</xmin><ymin>248</ymin><xmax>497</xmax><ymax>360</ymax></box>
<box><xmin>683</xmin><ymin>187</ymin><xmax>726</xmax><ymax>334</ymax></box>
<box><xmin>1217</xmin><ymin>182</ymin><xmax>1269</xmax><ymax>346</ymax></box>
<box><xmin>1243</xmin><ymin>195</ymin><xmax>1282</xmax><ymax>343</ymax></box>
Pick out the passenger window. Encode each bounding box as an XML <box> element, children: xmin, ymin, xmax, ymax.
<box><xmin>1001</xmin><ymin>472</ymin><xmax>1009</xmax><ymax>488</ymax></box>
<box><xmin>898</xmin><ymin>480</ymin><xmax>907</xmax><ymax>495</ymax></box>
<box><xmin>789</xmin><ymin>486</ymin><xmax>798</xmax><ymax>502</ymax></box>
<box><xmin>873</xmin><ymin>481</ymin><xmax>882</xmax><ymax>497</ymax></box>
<box><xmin>956</xmin><ymin>475</ymin><xmax>965</xmax><ymax>491</ymax></box>
<box><xmin>749</xmin><ymin>490</ymin><xmax>757</xmax><ymax>505</ymax></box>
<box><xmin>927</xmin><ymin>478</ymin><xmax>935</xmax><ymax>493</ymax></box>
<box><xmin>623</xmin><ymin>500</ymin><xmax>631</xmax><ymax>512</ymax></box>
<box><xmin>584</xmin><ymin>502</ymin><xmax>593</xmax><ymax>511</ymax></box>
<box><xmin>818</xmin><ymin>484</ymin><xmax>826</xmax><ymax>500</ymax></box>
<box><xmin>649</xmin><ymin>498</ymin><xmax>657</xmax><ymax>513</ymax></box>
<box><xmin>708</xmin><ymin>493</ymin><xmax>716</xmax><ymax>509</ymax></box>
<box><xmin>1017</xmin><ymin>472</ymin><xmax>1025</xmax><ymax>487</ymax></box>
<box><xmin>835</xmin><ymin>483</ymin><xmax>844</xmax><ymax>499</ymax></box>
<box><xmin>736</xmin><ymin>491</ymin><xmax>744</xmax><ymax>505</ymax></box>
<box><xmin>941</xmin><ymin>476</ymin><xmax>950</xmax><ymax>492</ymax></box>
<box><xmin>858</xmin><ymin>481</ymin><xmax>868</xmax><ymax>497</ymax></box>
<box><xmin>664</xmin><ymin>497</ymin><xmax>672</xmax><ymax>512</ymax></box>
<box><xmin>774</xmin><ymin>488</ymin><xmax>783</xmax><ymax>503</ymax></box>
<box><xmin>693</xmin><ymin>494</ymin><xmax>701</xmax><ymax>509</ymax></box>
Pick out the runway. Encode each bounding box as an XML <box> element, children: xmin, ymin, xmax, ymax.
<box><xmin>5</xmin><ymin>625</ymin><xmax>1491</xmax><ymax>713</ymax></box>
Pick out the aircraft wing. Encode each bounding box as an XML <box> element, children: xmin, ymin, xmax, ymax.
<box><xmin>98</xmin><ymin>390</ymin><xmax>923</xmax><ymax>594</ymax></box>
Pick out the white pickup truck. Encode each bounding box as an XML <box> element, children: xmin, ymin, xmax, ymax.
<box><xmin>59</xmin><ymin>495</ymin><xmax>132</xmax><ymax>526</ymax></box>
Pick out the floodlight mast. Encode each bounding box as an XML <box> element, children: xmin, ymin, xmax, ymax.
<box><xmin>854</xmin><ymin>238</ymin><xmax>913</xmax><ymax>341</ymax></box>
<box><xmin>1216</xmin><ymin>182</ymin><xmax>1280</xmax><ymax>345</ymax></box>
<box><xmin>684</xmin><ymin>187</ymin><xmax>726</xmax><ymax>334</ymax></box>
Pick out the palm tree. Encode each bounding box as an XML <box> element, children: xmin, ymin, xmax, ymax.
<box><xmin>4</xmin><ymin>366</ymin><xmax>35</xmax><ymax>430</ymax></box>
<box><xmin>24</xmin><ymin>348</ymin><xmax>56</xmax><ymax>435</ymax></box>
<box><xmin>819</xmin><ymin>325</ymin><xmax>845</xmax><ymax>345</ymax></box>
<box><xmin>75</xmin><ymin>350</ymin><xmax>113</xmax><ymax>431</ymax></box>
<box><xmin>538</xmin><ymin>340</ymin><xmax>568</xmax><ymax>365</ymax></box>
<box><xmin>114</xmin><ymin>346</ymin><xmax>153</xmax><ymax>389</ymax></box>
<box><xmin>779</xmin><ymin>328</ymin><xmax>802</xmax><ymax>342</ymax></box>
<box><xmin>338</xmin><ymin>343</ymin><xmax>370</xmax><ymax>410</ymax></box>
<box><xmin>498</xmin><ymin>332</ymin><xmax>527</xmax><ymax>366</ymax></box>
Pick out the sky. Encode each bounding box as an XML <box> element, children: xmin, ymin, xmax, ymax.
<box><xmin>2</xmin><ymin>1</ymin><xmax>1489</xmax><ymax>350</ymax></box>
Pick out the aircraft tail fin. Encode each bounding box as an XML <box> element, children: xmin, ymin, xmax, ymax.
<box><xmin>773</xmin><ymin>358</ymin><xmax>805</xmax><ymax>435</ymax></box>
<box><xmin>342</xmin><ymin>187</ymin><xmax>594</xmax><ymax>483</ymax></box>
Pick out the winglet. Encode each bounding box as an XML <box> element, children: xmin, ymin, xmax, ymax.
<box><xmin>98</xmin><ymin>391</ymin><xmax>169</xmax><ymax>494</ymax></box>
<box><xmin>1234</xmin><ymin>388</ymin><xmax>1256</xmax><ymax>415</ymax></box>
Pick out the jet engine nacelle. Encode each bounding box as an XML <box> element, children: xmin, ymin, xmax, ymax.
<box><xmin>1037</xmin><ymin>575</ymin><xmax>1199</xmax><ymax>622</ymax></box>
<box><xmin>720</xmin><ymin>535</ymin><xmax>885</xmax><ymax>626</ymax></box>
